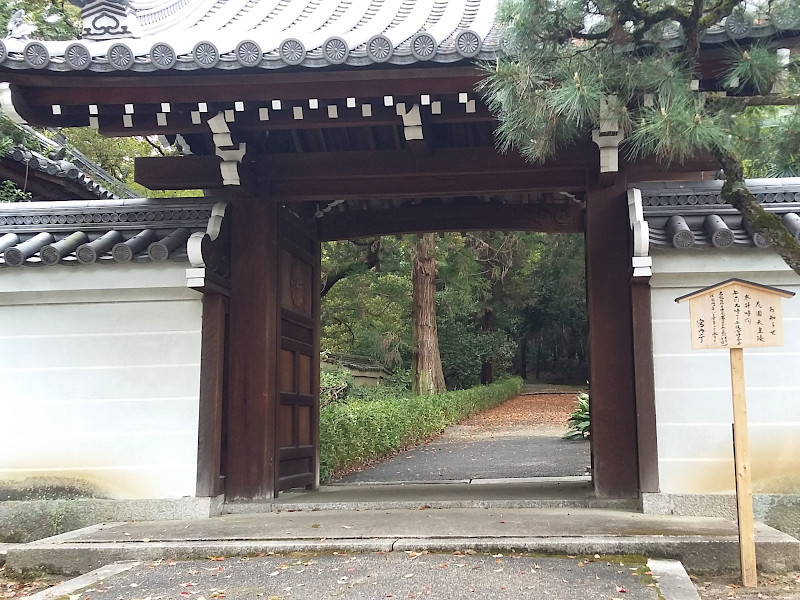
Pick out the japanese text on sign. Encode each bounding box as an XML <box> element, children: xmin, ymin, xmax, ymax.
<box><xmin>688</xmin><ymin>284</ymin><xmax>784</xmax><ymax>349</ymax></box>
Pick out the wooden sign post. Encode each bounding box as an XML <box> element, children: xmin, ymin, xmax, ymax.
<box><xmin>676</xmin><ymin>278</ymin><xmax>794</xmax><ymax>588</ymax></box>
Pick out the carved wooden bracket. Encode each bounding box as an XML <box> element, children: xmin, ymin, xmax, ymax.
<box><xmin>187</xmin><ymin>201</ymin><xmax>231</xmax><ymax>295</ymax></box>
<box><xmin>627</xmin><ymin>187</ymin><xmax>652</xmax><ymax>278</ymax></box>
<box><xmin>208</xmin><ymin>112</ymin><xmax>247</xmax><ymax>186</ymax></box>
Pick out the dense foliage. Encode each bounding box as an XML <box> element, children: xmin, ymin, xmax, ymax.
<box><xmin>319</xmin><ymin>377</ymin><xmax>523</xmax><ymax>481</ymax></box>
<box><xmin>483</xmin><ymin>0</ymin><xmax>800</xmax><ymax>273</ymax></box>
<box><xmin>321</xmin><ymin>232</ymin><xmax>587</xmax><ymax>389</ymax></box>
<box><xmin>0</xmin><ymin>0</ymin><xmax>80</xmax><ymax>41</ymax></box>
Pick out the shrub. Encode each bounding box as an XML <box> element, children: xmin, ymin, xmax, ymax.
<box><xmin>320</xmin><ymin>365</ymin><xmax>353</xmax><ymax>407</ymax></box>
<box><xmin>563</xmin><ymin>392</ymin><xmax>590</xmax><ymax>440</ymax></box>
<box><xmin>319</xmin><ymin>376</ymin><xmax>523</xmax><ymax>481</ymax></box>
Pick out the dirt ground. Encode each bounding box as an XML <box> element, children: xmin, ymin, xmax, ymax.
<box><xmin>459</xmin><ymin>392</ymin><xmax>577</xmax><ymax>429</ymax></box>
<box><xmin>0</xmin><ymin>565</ymin><xmax>66</xmax><ymax>598</ymax></box>
<box><xmin>693</xmin><ymin>572</ymin><xmax>800</xmax><ymax>599</ymax></box>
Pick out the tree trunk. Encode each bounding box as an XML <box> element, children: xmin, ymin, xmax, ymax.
<box><xmin>712</xmin><ymin>148</ymin><xmax>800</xmax><ymax>275</ymax></box>
<box><xmin>411</xmin><ymin>233</ymin><xmax>446</xmax><ymax>396</ymax></box>
<box><xmin>321</xmin><ymin>237</ymin><xmax>381</xmax><ymax>298</ymax></box>
<box><xmin>480</xmin><ymin>304</ymin><xmax>494</xmax><ymax>384</ymax></box>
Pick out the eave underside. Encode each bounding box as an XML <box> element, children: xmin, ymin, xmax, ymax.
<box><xmin>1</xmin><ymin>65</ymin><xmax>727</xmax><ymax>241</ymax></box>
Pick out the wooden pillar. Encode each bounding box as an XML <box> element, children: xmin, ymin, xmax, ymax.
<box><xmin>585</xmin><ymin>177</ymin><xmax>640</xmax><ymax>498</ymax></box>
<box><xmin>196</xmin><ymin>293</ymin><xmax>228</xmax><ymax>497</ymax></box>
<box><xmin>631</xmin><ymin>276</ymin><xmax>660</xmax><ymax>493</ymax></box>
<box><xmin>225</xmin><ymin>195</ymin><xmax>279</xmax><ymax>500</ymax></box>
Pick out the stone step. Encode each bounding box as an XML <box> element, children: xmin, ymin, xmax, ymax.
<box><xmin>6</xmin><ymin>507</ymin><xmax>799</xmax><ymax>577</ymax></box>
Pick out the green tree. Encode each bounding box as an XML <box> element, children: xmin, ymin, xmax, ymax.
<box><xmin>0</xmin><ymin>0</ymin><xmax>80</xmax><ymax>40</ymax></box>
<box><xmin>483</xmin><ymin>0</ymin><xmax>800</xmax><ymax>273</ymax></box>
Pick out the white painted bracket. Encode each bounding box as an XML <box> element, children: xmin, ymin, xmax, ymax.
<box><xmin>187</xmin><ymin>202</ymin><xmax>228</xmax><ymax>267</ymax></box>
<box><xmin>208</xmin><ymin>112</ymin><xmax>246</xmax><ymax>185</ymax></box>
<box><xmin>592</xmin><ymin>130</ymin><xmax>624</xmax><ymax>173</ymax></box>
<box><xmin>207</xmin><ymin>112</ymin><xmax>233</xmax><ymax>148</ymax></box>
<box><xmin>772</xmin><ymin>48</ymin><xmax>790</xmax><ymax>94</ymax></box>
<box><xmin>627</xmin><ymin>187</ymin><xmax>652</xmax><ymax>277</ymax></box>
<box><xmin>397</xmin><ymin>103</ymin><xmax>423</xmax><ymax>141</ymax></box>
<box><xmin>0</xmin><ymin>82</ymin><xmax>26</xmax><ymax>124</ymax></box>
<box><xmin>599</xmin><ymin>95</ymin><xmax>618</xmax><ymax>134</ymax></box>
<box><xmin>216</xmin><ymin>144</ymin><xmax>247</xmax><ymax>186</ymax></box>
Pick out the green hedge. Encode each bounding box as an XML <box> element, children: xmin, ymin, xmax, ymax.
<box><xmin>319</xmin><ymin>377</ymin><xmax>523</xmax><ymax>481</ymax></box>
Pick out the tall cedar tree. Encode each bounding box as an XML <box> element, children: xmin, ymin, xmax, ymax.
<box><xmin>411</xmin><ymin>233</ymin><xmax>446</xmax><ymax>395</ymax></box>
<box><xmin>482</xmin><ymin>0</ymin><xmax>800</xmax><ymax>274</ymax></box>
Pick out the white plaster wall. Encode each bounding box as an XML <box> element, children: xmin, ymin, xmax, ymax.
<box><xmin>650</xmin><ymin>249</ymin><xmax>800</xmax><ymax>494</ymax></box>
<box><xmin>0</xmin><ymin>263</ymin><xmax>203</xmax><ymax>499</ymax></box>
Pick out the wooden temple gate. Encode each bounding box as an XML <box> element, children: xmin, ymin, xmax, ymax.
<box><xmin>1</xmin><ymin>66</ymin><xmax>663</xmax><ymax>501</ymax></box>
<box><xmin>0</xmin><ymin>0</ymin><xmax>705</xmax><ymax>500</ymax></box>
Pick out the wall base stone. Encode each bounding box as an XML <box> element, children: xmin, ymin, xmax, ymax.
<box><xmin>0</xmin><ymin>497</ymin><xmax>224</xmax><ymax>543</ymax></box>
<box><xmin>643</xmin><ymin>493</ymin><xmax>800</xmax><ymax>540</ymax></box>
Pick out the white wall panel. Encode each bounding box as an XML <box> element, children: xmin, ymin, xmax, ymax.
<box><xmin>0</xmin><ymin>263</ymin><xmax>203</xmax><ymax>499</ymax></box>
<box><xmin>649</xmin><ymin>250</ymin><xmax>800</xmax><ymax>493</ymax></box>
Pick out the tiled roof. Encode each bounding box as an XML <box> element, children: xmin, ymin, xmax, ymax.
<box><xmin>0</xmin><ymin>197</ymin><xmax>217</xmax><ymax>266</ymax></box>
<box><xmin>1</xmin><ymin>1</ymin><xmax>797</xmax><ymax>74</ymax></box>
<box><xmin>638</xmin><ymin>179</ymin><xmax>800</xmax><ymax>250</ymax></box>
<box><xmin>0</xmin><ymin>122</ymin><xmax>138</xmax><ymax>201</ymax></box>
<box><xmin>4</xmin><ymin>146</ymin><xmax>116</xmax><ymax>200</ymax></box>
<box><xmin>0</xmin><ymin>0</ymin><xmax>502</xmax><ymax>73</ymax></box>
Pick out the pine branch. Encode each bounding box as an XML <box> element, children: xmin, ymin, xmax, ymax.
<box><xmin>711</xmin><ymin>146</ymin><xmax>800</xmax><ymax>275</ymax></box>
<box><xmin>709</xmin><ymin>94</ymin><xmax>800</xmax><ymax>107</ymax></box>
<box><xmin>321</xmin><ymin>238</ymin><xmax>381</xmax><ymax>298</ymax></box>
<box><xmin>699</xmin><ymin>0</ymin><xmax>746</xmax><ymax>28</ymax></box>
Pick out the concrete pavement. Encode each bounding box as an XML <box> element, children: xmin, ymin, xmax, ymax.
<box><xmin>22</xmin><ymin>555</ymin><xmax>701</xmax><ymax>600</ymax></box>
<box><xmin>6</xmin><ymin>504</ymin><xmax>799</xmax><ymax>577</ymax></box>
<box><xmin>336</xmin><ymin>429</ymin><xmax>590</xmax><ymax>483</ymax></box>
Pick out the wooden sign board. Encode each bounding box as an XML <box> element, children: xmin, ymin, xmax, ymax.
<box><xmin>676</xmin><ymin>278</ymin><xmax>794</xmax><ymax>588</ymax></box>
<box><xmin>676</xmin><ymin>278</ymin><xmax>794</xmax><ymax>350</ymax></box>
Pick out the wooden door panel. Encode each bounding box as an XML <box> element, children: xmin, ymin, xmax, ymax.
<box><xmin>276</xmin><ymin>209</ymin><xmax>320</xmax><ymax>493</ymax></box>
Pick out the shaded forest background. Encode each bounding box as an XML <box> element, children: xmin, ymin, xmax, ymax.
<box><xmin>322</xmin><ymin>233</ymin><xmax>587</xmax><ymax>389</ymax></box>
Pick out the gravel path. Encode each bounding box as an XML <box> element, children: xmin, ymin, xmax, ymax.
<box><xmin>336</xmin><ymin>390</ymin><xmax>591</xmax><ymax>484</ymax></box>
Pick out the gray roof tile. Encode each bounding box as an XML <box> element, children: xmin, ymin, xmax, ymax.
<box><xmin>638</xmin><ymin>178</ymin><xmax>800</xmax><ymax>250</ymax></box>
<box><xmin>0</xmin><ymin>197</ymin><xmax>216</xmax><ymax>266</ymax></box>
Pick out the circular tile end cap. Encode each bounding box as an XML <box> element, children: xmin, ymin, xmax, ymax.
<box><xmin>24</xmin><ymin>41</ymin><xmax>50</xmax><ymax>69</ymax></box>
<box><xmin>194</xmin><ymin>41</ymin><xmax>220</xmax><ymax>69</ymax></box>
<box><xmin>65</xmin><ymin>43</ymin><xmax>91</xmax><ymax>70</ymax></box>
<box><xmin>367</xmin><ymin>34</ymin><xmax>393</xmax><ymax>63</ymax></box>
<box><xmin>236</xmin><ymin>40</ymin><xmax>262</xmax><ymax>67</ymax></box>
<box><xmin>108</xmin><ymin>43</ymin><xmax>134</xmax><ymax>70</ymax></box>
<box><xmin>411</xmin><ymin>32</ymin><xmax>437</xmax><ymax>61</ymax></box>
<box><xmin>323</xmin><ymin>36</ymin><xmax>349</xmax><ymax>65</ymax></box>
<box><xmin>280</xmin><ymin>38</ymin><xmax>306</xmax><ymax>66</ymax></box>
<box><xmin>456</xmin><ymin>30</ymin><xmax>482</xmax><ymax>58</ymax></box>
<box><xmin>150</xmin><ymin>42</ymin><xmax>176</xmax><ymax>69</ymax></box>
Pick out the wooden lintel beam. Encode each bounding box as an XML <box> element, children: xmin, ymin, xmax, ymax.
<box><xmin>270</xmin><ymin>168</ymin><xmax>589</xmax><ymax>201</ymax></box>
<box><xmin>318</xmin><ymin>201</ymin><xmax>585</xmax><ymax>240</ymax></box>
<box><xmin>6</xmin><ymin>66</ymin><xmax>484</xmax><ymax>110</ymax></box>
<box><xmin>135</xmin><ymin>155</ymin><xmax>223</xmax><ymax>190</ymax></box>
<box><xmin>262</xmin><ymin>145</ymin><xmax>600</xmax><ymax>179</ymax></box>
<box><xmin>135</xmin><ymin>145</ymin><xmax>721</xmax><ymax>194</ymax></box>
<box><xmin>136</xmin><ymin>146</ymin><xmax>597</xmax><ymax>192</ymax></box>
